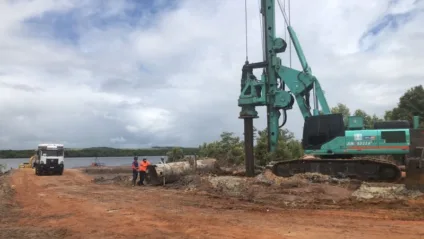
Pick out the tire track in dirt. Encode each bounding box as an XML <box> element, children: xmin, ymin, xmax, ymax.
<box><xmin>4</xmin><ymin>169</ymin><xmax>424</xmax><ymax>239</ymax></box>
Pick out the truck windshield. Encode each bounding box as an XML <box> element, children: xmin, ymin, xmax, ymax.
<box><xmin>40</xmin><ymin>150</ymin><xmax>64</xmax><ymax>157</ymax></box>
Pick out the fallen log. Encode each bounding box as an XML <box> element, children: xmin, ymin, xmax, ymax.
<box><xmin>146</xmin><ymin>158</ymin><xmax>220</xmax><ymax>186</ymax></box>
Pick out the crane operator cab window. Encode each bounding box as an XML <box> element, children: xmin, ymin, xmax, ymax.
<box><xmin>302</xmin><ymin>113</ymin><xmax>345</xmax><ymax>150</ymax></box>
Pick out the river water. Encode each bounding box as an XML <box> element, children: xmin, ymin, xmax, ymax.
<box><xmin>0</xmin><ymin>156</ymin><xmax>167</xmax><ymax>171</ymax></box>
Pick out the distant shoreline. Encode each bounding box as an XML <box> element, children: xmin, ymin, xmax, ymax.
<box><xmin>0</xmin><ymin>147</ymin><xmax>199</xmax><ymax>159</ymax></box>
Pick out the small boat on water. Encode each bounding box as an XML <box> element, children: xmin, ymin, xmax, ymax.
<box><xmin>91</xmin><ymin>157</ymin><xmax>106</xmax><ymax>167</ymax></box>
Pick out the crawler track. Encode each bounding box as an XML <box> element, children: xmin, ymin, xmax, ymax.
<box><xmin>270</xmin><ymin>158</ymin><xmax>402</xmax><ymax>182</ymax></box>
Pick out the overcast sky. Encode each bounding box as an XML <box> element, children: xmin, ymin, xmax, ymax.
<box><xmin>0</xmin><ymin>0</ymin><xmax>422</xmax><ymax>149</ymax></box>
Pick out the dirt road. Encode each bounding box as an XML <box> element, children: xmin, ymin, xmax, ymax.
<box><xmin>1</xmin><ymin>169</ymin><xmax>424</xmax><ymax>239</ymax></box>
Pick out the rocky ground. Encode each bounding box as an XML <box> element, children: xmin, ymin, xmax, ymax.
<box><xmin>1</xmin><ymin>167</ymin><xmax>424</xmax><ymax>239</ymax></box>
<box><xmin>90</xmin><ymin>168</ymin><xmax>424</xmax><ymax>211</ymax></box>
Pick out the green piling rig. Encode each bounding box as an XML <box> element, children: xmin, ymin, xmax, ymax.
<box><xmin>238</xmin><ymin>0</ymin><xmax>330</xmax><ymax>176</ymax></box>
<box><xmin>238</xmin><ymin>1</ymin><xmax>424</xmax><ymax>183</ymax></box>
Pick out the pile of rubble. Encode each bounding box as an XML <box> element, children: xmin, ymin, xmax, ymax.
<box><xmin>255</xmin><ymin>169</ymin><xmax>353</xmax><ymax>187</ymax></box>
<box><xmin>88</xmin><ymin>162</ymin><xmax>424</xmax><ymax>206</ymax></box>
<box><xmin>352</xmin><ymin>183</ymin><xmax>423</xmax><ymax>200</ymax></box>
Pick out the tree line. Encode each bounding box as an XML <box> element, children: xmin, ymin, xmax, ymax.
<box><xmin>1</xmin><ymin>85</ymin><xmax>423</xmax><ymax>162</ymax></box>
<box><xmin>190</xmin><ymin>85</ymin><xmax>424</xmax><ymax>166</ymax></box>
<box><xmin>0</xmin><ymin>147</ymin><xmax>200</xmax><ymax>159</ymax></box>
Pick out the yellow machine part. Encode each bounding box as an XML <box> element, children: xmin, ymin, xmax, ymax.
<box><xmin>19</xmin><ymin>155</ymin><xmax>37</xmax><ymax>169</ymax></box>
<box><xmin>18</xmin><ymin>163</ymin><xmax>32</xmax><ymax>168</ymax></box>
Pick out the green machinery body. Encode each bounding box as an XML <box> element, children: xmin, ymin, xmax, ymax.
<box><xmin>302</xmin><ymin>115</ymin><xmax>422</xmax><ymax>158</ymax></box>
<box><xmin>274</xmin><ymin>114</ymin><xmax>423</xmax><ymax>182</ymax></box>
<box><xmin>309</xmin><ymin>128</ymin><xmax>410</xmax><ymax>156</ymax></box>
<box><xmin>237</xmin><ymin>0</ymin><xmax>423</xmax><ymax>182</ymax></box>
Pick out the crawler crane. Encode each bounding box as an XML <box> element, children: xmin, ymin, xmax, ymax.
<box><xmin>238</xmin><ymin>0</ymin><xmax>424</xmax><ymax>182</ymax></box>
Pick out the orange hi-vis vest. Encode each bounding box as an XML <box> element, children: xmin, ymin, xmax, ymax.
<box><xmin>139</xmin><ymin>160</ymin><xmax>150</xmax><ymax>172</ymax></box>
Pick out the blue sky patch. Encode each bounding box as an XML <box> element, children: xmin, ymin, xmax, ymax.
<box><xmin>366</xmin><ymin>12</ymin><xmax>414</xmax><ymax>37</ymax></box>
<box><xmin>24</xmin><ymin>10</ymin><xmax>80</xmax><ymax>45</ymax></box>
<box><xmin>22</xmin><ymin>0</ymin><xmax>179</xmax><ymax>46</ymax></box>
<box><xmin>358</xmin><ymin>2</ymin><xmax>421</xmax><ymax>52</ymax></box>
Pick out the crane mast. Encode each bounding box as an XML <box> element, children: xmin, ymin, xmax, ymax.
<box><xmin>262</xmin><ymin>0</ymin><xmax>280</xmax><ymax>154</ymax></box>
<box><xmin>238</xmin><ymin>0</ymin><xmax>331</xmax><ymax>176</ymax></box>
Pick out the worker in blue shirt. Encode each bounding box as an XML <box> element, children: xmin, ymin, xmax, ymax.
<box><xmin>131</xmin><ymin>157</ymin><xmax>139</xmax><ymax>186</ymax></box>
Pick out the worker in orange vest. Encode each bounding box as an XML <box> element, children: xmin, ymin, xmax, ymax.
<box><xmin>131</xmin><ymin>157</ymin><xmax>139</xmax><ymax>186</ymax></box>
<box><xmin>138</xmin><ymin>158</ymin><xmax>151</xmax><ymax>186</ymax></box>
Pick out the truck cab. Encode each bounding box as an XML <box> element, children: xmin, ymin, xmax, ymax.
<box><xmin>34</xmin><ymin>143</ymin><xmax>65</xmax><ymax>176</ymax></box>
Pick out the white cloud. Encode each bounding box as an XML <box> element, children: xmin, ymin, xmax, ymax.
<box><xmin>110</xmin><ymin>136</ymin><xmax>126</xmax><ymax>144</ymax></box>
<box><xmin>124</xmin><ymin>107</ymin><xmax>173</xmax><ymax>134</ymax></box>
<box><xmin>0</xmin><ymin>0</ymin><xmax>423</xmax><ymax>149</ymax></box>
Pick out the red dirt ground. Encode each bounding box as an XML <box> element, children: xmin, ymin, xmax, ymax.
<box><xmin>1</xmin><ymin>168</ymin><xmax>424</xmax><ymax>239</ymax></box>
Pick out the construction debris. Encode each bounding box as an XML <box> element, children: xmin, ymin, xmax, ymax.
<box><xmin>352</xmin><ymin>183</ymin><xmax>423</xmax><ymax>200</ymax></box>
<box><xmin>255</xmin><ymin>169</ymin><xmax>351</xmax><ymax>186</ymax></box>
<box><xmin>84</xmin><ymin>160</ymin><xmax>424</xmax><ymax>209</ymax></box>
<box><xmin>207</xmin><ymin>176</ymin><xmax>249</xmax><ymax>197</ymax></box>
